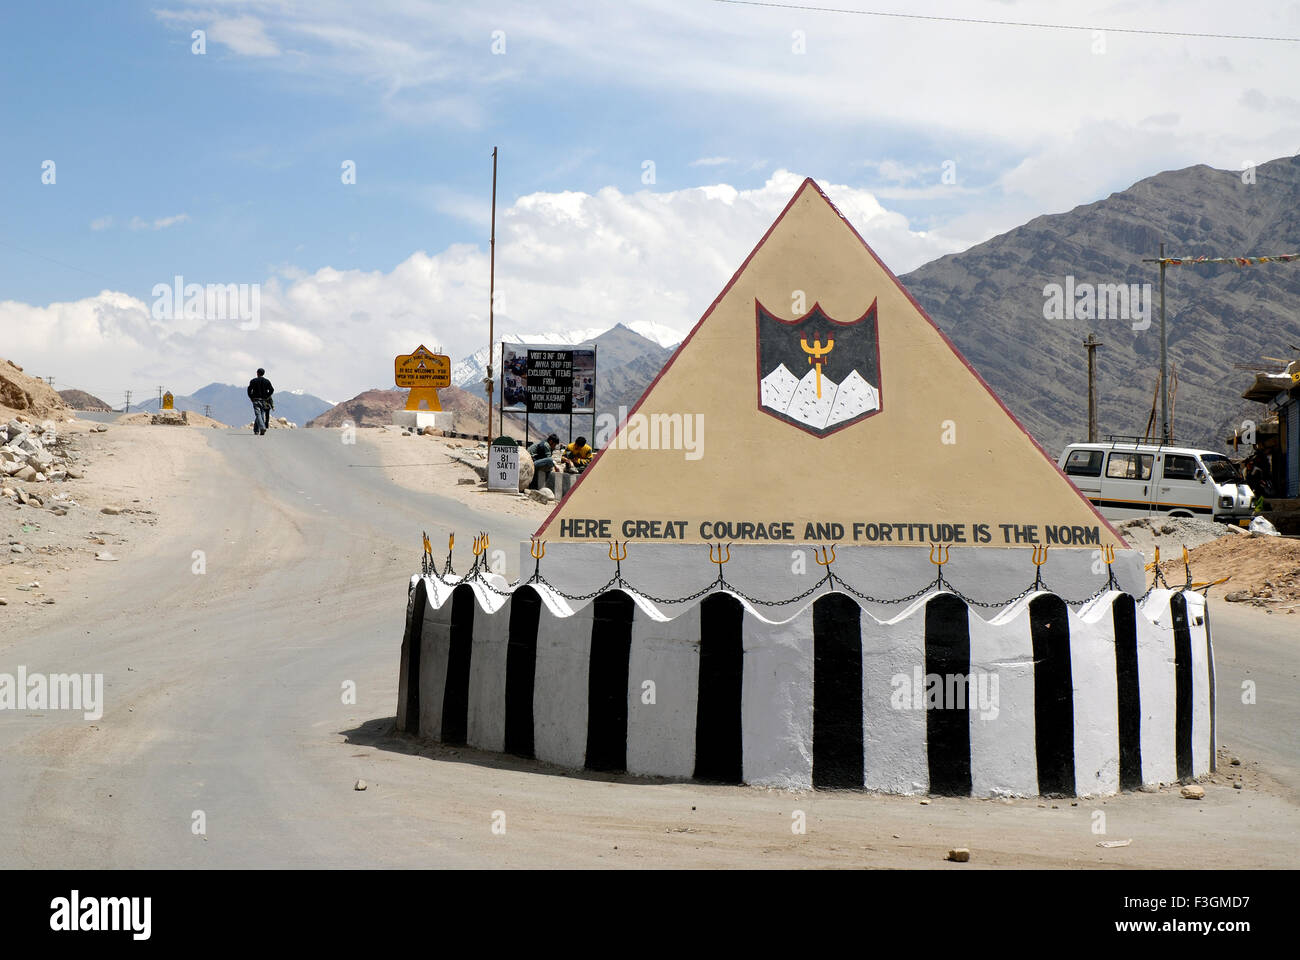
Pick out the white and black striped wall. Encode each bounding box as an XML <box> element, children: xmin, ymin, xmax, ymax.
<box><xmin>396</xmin><ymin>577</ymin><xmax>1214</xmax><ymax>796</ymax></box>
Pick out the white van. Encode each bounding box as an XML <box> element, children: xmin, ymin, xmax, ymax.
<box><xmin>1057</xmin><ymin>438</ymin><xmax>1254</xmax><ymax>524</ymax></box>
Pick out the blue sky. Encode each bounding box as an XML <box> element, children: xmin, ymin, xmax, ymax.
<box><xmin>2</xmin><ymin>1</ymin><xmax>1296</xmax><ymax>402</ymax></box>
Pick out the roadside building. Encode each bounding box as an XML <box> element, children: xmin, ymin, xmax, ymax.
<box><xmin>1238</xmin><ymin>357</ymin><xmax>1300</xmax><ymax>530</ymax></box>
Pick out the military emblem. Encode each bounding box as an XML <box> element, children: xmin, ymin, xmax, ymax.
<box><xmin>755</xmin><ymin>299</ymin><xmax>881</xmax><ymax>436</ymax></box>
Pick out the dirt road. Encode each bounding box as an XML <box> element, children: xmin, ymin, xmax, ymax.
<box><xmin>2</xmin><ymin>424</ymin><xmax>1297</xmax><ymax>868</ymax></box>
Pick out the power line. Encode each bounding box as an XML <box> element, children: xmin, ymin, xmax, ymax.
<box><xmin>708</xmin><ymin>0</ymin><xmax>1300</xmax><ymax>43</ymax></box>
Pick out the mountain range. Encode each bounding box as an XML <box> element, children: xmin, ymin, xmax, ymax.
<box><xmin>454</xmin><ymin>157</ymin><xmax>1299</xmax><ymax>454</ymax></box>
<box><xmin>901</xmin><ymin>155</ymin><xmax>1300</xmax><ymax>453</ymax></box>
<box><xmin>130</xmin><ymin>382</ymin><xmax>334</xmax><ymax>427</ymax></box>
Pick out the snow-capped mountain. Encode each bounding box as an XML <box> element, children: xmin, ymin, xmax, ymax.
<box><xmin>760</xmin><ymin>363</ymin><xmax>879</xmax><ymax>430</ymax></box>
<box><xmin>450</xmin><ymin>322</ymin><xmax>681</xmax><ymax>388</ymax></box>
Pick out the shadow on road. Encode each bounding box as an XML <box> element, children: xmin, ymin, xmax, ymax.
<box><xmin>340</xmin><ymin>716</ymin><xmax>694</xmax><ymax>787</ymax></box>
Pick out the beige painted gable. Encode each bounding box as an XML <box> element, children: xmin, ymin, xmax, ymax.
<box><xmin>537</xmin><ymin>178</ymin><xmax>1122</xmax><ymax>549</ymax></box>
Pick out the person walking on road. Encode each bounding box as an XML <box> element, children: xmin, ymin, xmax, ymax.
<box><xmin>247</xmin><ymin>367</ymin><xmax>275</xmax><ymax>435</ymax></box>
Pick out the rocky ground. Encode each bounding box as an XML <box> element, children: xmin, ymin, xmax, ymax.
<box><xmin>351</xmin><ymin>425</ymin><xmax>554</xmax><ymax>520</ymax></box>
<box><xmin>1</xmin><ymin>418</ymin><xmax>203</xmax><ymax>615</ymax></box>
<box><xmin>1114</xmin><ymin>515</ymin><xmax>1300</xmax><ymax>613</ymax></box>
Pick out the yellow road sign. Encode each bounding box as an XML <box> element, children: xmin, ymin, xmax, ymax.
<box><xmin>395</xmin><ymin>345</ymin><xmax>450</xmax><ymax>388</ymax></box>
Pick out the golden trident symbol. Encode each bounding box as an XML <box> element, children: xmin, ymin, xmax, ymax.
<box><xmin>608</xmin><ymin>540</ymin><xmax>628</xmax><ymax>582</ymax></box>
<box><xmin>709</xmin><ymin>543</ymin><xmax>731</xmax><ymax>578</ymax></box>
<box><xmin>422</xmin><ymin>531</ymin><xmax>432</xmax><ymax>559</ymax></box>
<box><xmin>529</xmin><ymin>537</ymin><xmax>547</xmax><ymax>581</ymax></box>
<box><xmin>448</xmin><ymin>533</ymin><xmax>455</xmax><ymax>552</ymax></box>
<box><xmin>473</xmin><ymin>532</ymin><xmax>489</xmax><ymax>557</ymax></box>
<box><xmin>1031</xmin><ymin>544</ymin><xmax>1048</xmax><ymax>589</ymax></box>
<box><xmin>929</xmin><ymin>544</ymin><xmax>950</xmax><ymax>567</ymax></box>
<box><xmin>813</xmin><ymin>544</ymin><xmax>836</xmax><ymax>566</ymax></box>
<box><xmin>1100</xmin><ymin>544</ymin><xmax>1115</xmax><ymax>566</ymax></box>
<box><xmin>1144</xmin><ymin>545</ymin><xmax>1161</xmax><ymax>573</ymax></box>
<box><xmin>800</xmin><ymin>334</ymin><xmax>835</xmax><ymax>398</ymax></box>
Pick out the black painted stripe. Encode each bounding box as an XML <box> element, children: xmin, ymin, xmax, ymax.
<box><xmin>1030</xmin><ymin>594</ymin><xmax>1076</xmax><ymax>797</ymax></box>
<box><xmin>585</xmin><ymin>591</ymin><xmax>634</xmax><ymax>772</ymax></box>
<box><xmin>504</xmin><ymin>587</ymin><xmax>542</xmax><ymax>759</ymax></box>
<box><xmin>401</xmin><ymin>580</ymin><xmax>428</xmax><ymax>735</ymax></box>
<box><xmin>1171</xmin><ymin>593</ymin><xmax>1194</xmax><ymax>780</ymax></box>
<box><xmin>694</xmin><ymin>593</ymin><xmax>744</xmax><ymax>784</ymax></box>
<box><xmin>924</xmin><ymin>593</ymin><xmax>972</xmax><ymax>797</ymax></box>
<box><xmin>1111</xmin><ymin>593</ymin><xmax>1142</xmax><ymax>791</ymax></box>
<box><xmin>1086</xmin><ymin>497</ymin><xmax>1213</xmax><ymax>515</ymax></box>
<box><xmin>440</xmin><ymin>585</ymin><xmax>476</xmax><ymax>746</ymax></box>
<box><xmin>812</xmin><ymin>594</ymin><xmax>864</xmax><ymax>789</ymax></box>
<box><xmin>1204</xmin><ymin>602</ymin><xmax>1216</xmax><ymax>773</ymax></box>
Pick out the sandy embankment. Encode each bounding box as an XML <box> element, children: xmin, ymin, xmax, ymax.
<box><xmin>1</xmin><ymin>418</ymin><xmax>216</xmax><ymax>633</ymax></box>
<box><xmin>350</xmin><ymin>425</ymin><xmax>551</xmax><ymax>523</ymax></box>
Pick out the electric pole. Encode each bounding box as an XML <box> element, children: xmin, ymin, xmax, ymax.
<box><xmin>204</xmin><ymin>404</ymin><xmax>212</xmax><ymax>418</ymax></box>
<box><xmin>45</xmin><ymin>376</ymin><xmax>55</xmax><ymax>387</ymax></box>
<box><xmin>1083</xmin><ymin>334</ymin><xmax>1102</xmax><ymax>442</ymax></box>
<box><xmin>487</xmin><ymin>145</ymin><xmax>499</xmax><ymax>438</ymax></box>
<box><xmin>123</xmin><ymin>390</ymin><xmax>132</xmax><ymax>413</ymax></box>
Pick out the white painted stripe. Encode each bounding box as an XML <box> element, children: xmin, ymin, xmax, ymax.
<box><xmin>1070</xmin><ymin>601</ymin><xmax>1120</xmax><ymax>796</ymax></box>
<box><xmin>1137</xmin><ymin>591</ymin><xmax>1178</xmax><ymax>786</ymax></box>
<box><xmin>1184</xmin><ymin>592</ymin><xmax>1212</xmax><ymax>776</ymax></box>
<box><xmin>862</xmin><ymin>602</ymin><xmax>926</xmax><ymax>794</ymax></box>
<box><xmin>626</xmin><ymin>604</ymin><xmax>700</xmax><ymax>779</ymax></box>
<box><xmin>466</xmin><ymin>593</ymin><xmax>510</xmax><ymax>753</ymax></box>
<box><xmin>418</xmin><ymin>598</ymin><xmax>454</xmax><ymax>741</ymax></box>
<box><xmin>969</xmin><ymin>603</ymin><xmax>1038</xmax><ymax>797</ymax></box>
<box><xmin>742</xmin><ymin>610</ymin><xmax>813</xmax><ymax>788</ymax></box>
<box><xmin>532</xmin><ymin>604</ymin><xmax>593</xmax><ymax>769</ymax></box>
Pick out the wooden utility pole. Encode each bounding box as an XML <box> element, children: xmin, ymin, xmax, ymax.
<box><xmin>1083</xmin><ymin>333</ymin><xmax>1102</xmax><ymax>442</ymax></box>
<box><xmin>487</xmin><ymin>146</ymin><xmax>499</xmax><ymax>438</ymax></box>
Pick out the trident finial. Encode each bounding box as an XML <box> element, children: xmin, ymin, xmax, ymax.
<box><xmin>1030</xmin><ymin>544</ymin><xmax>1048</xmax><ymax>590</ymax></box>
<box><xmin>709</xmin><ymin>542</ymin><xmax>731</xmax><ymax>582</ymax></box>
<box><xmin>1101</xmin><ymin>544</ymin><xmax>1115</xmax><ymax>566</ymax></box>
<box><xmin>530</xmin><ymin>538</ymin><xmax>546</xmax><ymax>560</ymax></box>
<box><xmin>800</xmin><ymin>334</ymin><xmax>835</xmax><ymax>398</ymax></box>
<box><xmin>812</xmin><ymin>544</ymin><xmax>836</xmax><ymax>566</ymax></box>
<box><xmin>928</xmin><ymin>543</ymin><xmax>950</xmax><ymax>567</ymax></box>
<box><xmin>608</xmin><ymin>540</ymin><xmax>628</xmax><ymax>562</ymax></box>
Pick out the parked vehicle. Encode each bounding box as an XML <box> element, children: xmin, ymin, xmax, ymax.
<box><xmin>1057</xmin><ymin>437</ymin><xmax>1253</xmax><ymax>524</ymax></box>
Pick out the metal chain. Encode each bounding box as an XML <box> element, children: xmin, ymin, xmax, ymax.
<box><xmin>415</xmin><ymin>550</ymin><xmax>1181</xmax><ymax>609</ymax></box>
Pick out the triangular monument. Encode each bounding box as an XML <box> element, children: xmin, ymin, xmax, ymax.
<box><xmin>537</xmin><ymin>178</ymin><xmax>1121</xmax><ymax>550</ymax></box>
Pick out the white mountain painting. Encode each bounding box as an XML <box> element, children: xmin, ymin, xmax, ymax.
<box><xmin>760</xmin><ymin>363</ymin><xmax>879</xmax><ymax>431</ymax></box>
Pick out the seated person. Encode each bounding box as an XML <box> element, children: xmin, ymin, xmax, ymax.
<box><xmin>528</xmin><ymin>434</ymin><xmax>561</xmax><ymax>487</ymax></box>
<box><xmin>562</xmin><ymin>436</ymin><xmax>593</xmax><ymax>472</ymax></box>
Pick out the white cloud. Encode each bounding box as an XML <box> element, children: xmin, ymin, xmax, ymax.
<box><xmin>90</xmin><ymin>216</ymin><xmax>113</xmax><ymax>231</ymax></box>
<box><xmin>690</xmin><ymin>157</ymin><xmax>733</xmax><ymax>167</ymax></box>
<box><xmin>127</xmin><ymin>214</ymin><xmax>191</xmax><ymax>231</ymax></box>
<box><xmin>209</xmin><ymin>16</ymin><xmax>280</xmax><ymax>57</ymax></box>
<box><xmin>3</xmin><ymin>172</ymin><xmax>959</xmax><ymax>404</ymax></box>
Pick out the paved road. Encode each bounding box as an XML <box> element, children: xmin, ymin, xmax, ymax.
<box><xmin>0</xmin><ymin>428</ymin><xmax>534</xmax><ymax>867</ymax></box>
<box><xmin>1</xmin><ymin>427</ymin><xmax>1297</xmax><ymax>868</ymax></box>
